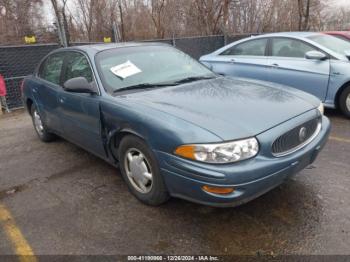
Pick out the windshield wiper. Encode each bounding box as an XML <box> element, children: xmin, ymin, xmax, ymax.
<box><xmin>173</xmin><ymin>75</ymin><xmax>216</xmax><ymax>84</ymax></box>
<box><xmin>113</xmin><ymin>83</ymin><xmax>176</xmax><ymax>93</ymax></box>
<box><xmin>113</xmin><ymin>76</ymin><xmax>216</xmax><ymax>93</ymax></box>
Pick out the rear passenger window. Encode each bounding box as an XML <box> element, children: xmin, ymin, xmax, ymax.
<box><xmin>39</xmin><ymin>53</ymin><xmax>64</xmax><ymax>85</ymax></box>
<box><xmin>63</xmin><ymin>52</ymin><xmax>93</xmax><ymax>83</ymax></box>
<box><xmin>220</xmin><ymin>39</ymin><xmax>268</xmax><ymax>56</ymax></box>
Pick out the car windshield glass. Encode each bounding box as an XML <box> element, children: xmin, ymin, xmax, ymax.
<box><xmin>308</xmin><ymin>34</ymin><xmax>350</xmax><ymax>56</ymax></box>
<box><xmin>95</xmin><ymin>45</ymin><xmax>216</xmax><ymax>94</ymax></box>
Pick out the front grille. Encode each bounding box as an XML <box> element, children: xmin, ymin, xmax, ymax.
<box><xmin>272</xmin><ymin>117</ymin><xmax>321</xmax><ymax>156</ymax></box>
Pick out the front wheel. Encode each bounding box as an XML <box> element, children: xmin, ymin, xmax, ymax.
<box><xmin>118</xmin><ymin>135</ymin><xmax>169</xmax><ymax>206</ymax></box>
<box><xmin>339</xmin><ymin>85</ymin><xmax>350</xmax><ymax>118</ymax></box>
<box><xmin>30</xmin><ymin>105</ymin><xmax>56</xmax><ymax>142</ymax></box>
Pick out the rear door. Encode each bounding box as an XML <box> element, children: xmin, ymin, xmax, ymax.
<box><xmin>267</xmin><ymin>37</ymin><xmax>330</xmax><ymax>101</ymax></box>
<box><xmin>209</xmin><ymin>38</ymin><xmax>269</xmax><ymax>81</ymax></box>
<box><xmin>34</xmin><ymin>52</ymin><xmax>65</xmax><ymax>133</ymax></box>
<box><xmin>57</xmin><ymin>51</ymin><xmax>105</xmax><ymax>158</ymax></box>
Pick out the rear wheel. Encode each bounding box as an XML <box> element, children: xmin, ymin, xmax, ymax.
<box><xmin>339</xmin><ymin>85</ymin><xmax>350</xmax><ymax>118</ymax></box>
<box><xmin>30</xmin><ymin>105</ymin><xmax>56</xmax><ymax>142</ymax></box>
<box><xmin>119</xmin><ymin>135</ymin><xmax>169</xmax><ymax>206</ymax></box>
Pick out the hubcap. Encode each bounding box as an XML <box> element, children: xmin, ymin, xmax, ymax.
<box><xmin>346</xmin><ymin>94</ymin><xmax>350</xmax><ymax>112</ymax></box>
<box><xmin>33</xmin><ymin>110</ymin><xmax>44</xmax><ymax>135</ymax></box>
<box><xmin>124</xmin><ymin>148</ymin><xmax>153</xmax><ymax>194</ymax></box>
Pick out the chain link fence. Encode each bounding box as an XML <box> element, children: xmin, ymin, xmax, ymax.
<box><xmin>0</xmin><ymin>44</ymin><xmax>59</xmax><ymax>110</ymax></box>
<box><xmin>0</xmin><ymin>34</ymin><xmax>253</xmax><ymax>111</ymax></box>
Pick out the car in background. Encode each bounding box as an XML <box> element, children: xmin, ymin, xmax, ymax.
<box><xmin>200</xmin><ymin>32</ymin><xmax>350</xmax><ymax>118</ymax></box>
<box><xmin>324</xmin><ymin>31</ymin><xmax>350</xmax><ymax>41</ymax></box>
<box><xmin>22</xmin><ymin>43</ymin><xmax>330</xmax><ymax>207</ymax></box>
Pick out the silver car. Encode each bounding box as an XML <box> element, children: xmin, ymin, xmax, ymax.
<box><xmin>200</xmin><ymin>32</ymin><xmax>350</xmax><ymax>117</ymax></box>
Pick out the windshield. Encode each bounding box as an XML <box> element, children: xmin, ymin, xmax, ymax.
<box><xmin>95</xmin><ymin>45</ymin><xmax>216</xmax><ymax>94</ymax></box>
<box><xmin>308</xmin><ymin>34</ymin><xmax>350</xmax><ymax>56</ymax></box>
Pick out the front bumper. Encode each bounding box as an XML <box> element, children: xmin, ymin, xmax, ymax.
<box><xmin>155</xmin><ymin>113</ymin><xmax>331</xmax><ymax>207</ymax></box>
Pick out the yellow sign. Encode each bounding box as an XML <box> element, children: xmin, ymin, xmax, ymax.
<box><xmin>24</xmin><ymin>36</ymin><xmax>36</xmax><ymax>44</ymax></box>
<box><xmin>103</xmin><ymin>37</ymin><xmax>112</xmax><ymax>43</ymax></box>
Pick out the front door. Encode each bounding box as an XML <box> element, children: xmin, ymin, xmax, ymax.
<box><xmin>57</xmin><ymin>51</ymin><xmax>105</xmax><ymax>158</ymax></box>
<box><xmin>267</xmin><ymin>37</ymin><xmax>330</xmax><ymax>101</ymax></box>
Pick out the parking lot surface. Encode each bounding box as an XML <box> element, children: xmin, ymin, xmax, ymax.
<box><xmin>0</xmin><ymin>109</ymin><xmax>349</xmax><ymax>256</ymax></box>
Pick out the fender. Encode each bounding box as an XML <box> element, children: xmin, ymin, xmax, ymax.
<box><xmin>103</xmin><ymin>116</ymin><xmax>145</xmax><ymax>164</ymax></box>
<box><xmin>325</xmin><ymin>61</ymin><xmax>350</xmax><ymax>108</ymax></box>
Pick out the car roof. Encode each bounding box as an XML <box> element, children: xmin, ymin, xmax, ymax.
<box><xmin>205</xmin><ymin>31</ymin><xmax>346</xmax><ymax>60</ymax></box>
<box><xmin>256</xmin><ymin>31</ymin><xmax>320</xmax><ymax>38</ymax></box>
<box><xmin>324</xmin><ymin>31</ymin><xmax>350</xmax><ymax>36</ymax></box>
<box><xmin>60</xmin><ymin>42</ymin><xmax>170</xmax><ymax>54</ymax></box>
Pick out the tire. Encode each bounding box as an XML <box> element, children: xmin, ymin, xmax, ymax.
<box><xmin>30</xmin><ymin>105</ymin><xmax>56</xmax><ymax>142</ymax></box>
<box><xmin>118</xmin><ymin>135</ymin><xmax>170</xmax><ymax>206</ymax></box>
<box><xmin>339</xmin><ymin>85</ymin><xmax>350</xmax><ymax>118</ymax></box>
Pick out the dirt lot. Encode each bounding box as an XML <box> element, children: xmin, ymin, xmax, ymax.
<box><xmin>0</xmin><ymin>109</ymin><xmax>349</xmax><ymax>257</ymax></box>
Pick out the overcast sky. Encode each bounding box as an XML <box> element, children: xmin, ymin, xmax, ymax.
<box><xmin>43</xmin><ymin>0</ymin><xmax>75</xmax><ymax>25</ymax></box>
<box><xmin>329</xmin><ymin>0</ymin><xmax>350</xmax><ymax>6</ymax></box>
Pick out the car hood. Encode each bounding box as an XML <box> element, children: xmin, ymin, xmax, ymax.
<box><xmin>119</xmin><ymin>77</ymin><xmax>318</xmax><ymax>140</ymax></box>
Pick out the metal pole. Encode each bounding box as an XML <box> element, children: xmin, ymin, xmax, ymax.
<box><xmin>112</xmin><ymin>22</ymin><xmax>119</xmax><ymax>43</ymax></box>
<box><xmin>59</xmin><ymin>11</ymin><xmax>68</xmax><ymax>47</ymax></box>
<box><xmin>55</xmin><ymin>18</ymin><xmax>64</xmax><ymax>46</ymax></box>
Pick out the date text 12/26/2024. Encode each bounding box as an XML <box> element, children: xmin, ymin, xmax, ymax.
<box><xmin>127</xmin><ymin>255</ymin><xmax>219</xmax><ymax>261</ymax></box>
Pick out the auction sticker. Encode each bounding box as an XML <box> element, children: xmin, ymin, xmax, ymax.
<box><xmin>110</xmin><ymin>60</ymin><xmax>142</xmax><ymax>79</ymax></box>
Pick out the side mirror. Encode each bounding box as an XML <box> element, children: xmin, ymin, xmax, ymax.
<box><xmin>200</xmin><ymin>61</ymin><xmax>213</xmax><ymax>70</ymax></box>
<box><xmin>305</xmin><ymin>51</ymin><xmax>327</xmax><ymax>60</ymax></box>
<box><xmin>63</xmin><ymin>77</ymin><xmax>97</xmax><ymax>94</ymax></box>
<box><xmin>344</xmin><ymin>50</ymin><xmax>350</xmax><ymax>60</ymax></box>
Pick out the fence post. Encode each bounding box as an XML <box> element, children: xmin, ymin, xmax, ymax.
<box><xmin>112</xmin><ymin>22</ymin><xmax>120</xmax><ymax>43</ymax></box>
<box><xmin>56</xmin><ymin>12</ymin><xmax>67</xmax><ymax>47</ymax></box>
<box><xmin>60</xmin><ymin>12</ymin><xmax>68</xmax><ymax>47</ymax></box>
<box><xmin>172</xmin><ymin>33</ymin><xmax>176</xmax><ymax>47</ymax></box>
<box><xmin>55</xmin><ymin>20</ymin><xmax>63</xmax><ymax>46</ymax></box>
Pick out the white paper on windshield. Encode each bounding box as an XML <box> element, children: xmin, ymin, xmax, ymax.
<box><xmin>110</xmin><ymin>60</ymin><xmax>142</xmax><ymax>79</ymax></box>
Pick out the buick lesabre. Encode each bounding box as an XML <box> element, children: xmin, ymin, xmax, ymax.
<box><xmin>22</xmin><ymin>43</ymin><xmax>331</xmax><ymax>207</ymax></box>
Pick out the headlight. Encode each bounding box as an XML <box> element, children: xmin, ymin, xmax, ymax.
<box><xmin>174</xmin><ymin>137</ymin><xmax>259</xmax><ymax>164</ymax></box>
<box><xmin>317</xmin><ymin>103</ymin><xmax>324</xmax><ymax>115</ymax></box>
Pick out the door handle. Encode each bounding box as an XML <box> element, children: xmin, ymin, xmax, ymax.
<box><xmin>271</xmin><ymin>63</ymin><xmax>279</xmax><ymax>67</ymax></box>
<box><xmin>230</xmin><ymin>59</ymin><xmax>235</xmax><ymax>63</ymax></box>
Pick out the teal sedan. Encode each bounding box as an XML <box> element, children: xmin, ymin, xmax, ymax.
<box><xmin>22</xmin><ymin>43</ymin><xmax>331</xmax><ymax>207</ymax></box>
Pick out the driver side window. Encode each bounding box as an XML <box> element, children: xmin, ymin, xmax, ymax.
<box><xmin>63</xmin><ymin>52</ymin><xmax>94</xmax><ymax>83</ymax></box>
<box><xmin>271</xmin><ymin>38</ymin><xmax>317</xmax><ymax>58</ymax></box>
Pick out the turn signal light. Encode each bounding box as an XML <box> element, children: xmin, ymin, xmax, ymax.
<box><xmin>202</xmin><ymin>185</ymin><xmax>234</xmax><ymax>195</ymax></box>
<box><xmin>174</xmin><ymin>145</ymin><xmax>196</xmax><ymax>160</ymax></box>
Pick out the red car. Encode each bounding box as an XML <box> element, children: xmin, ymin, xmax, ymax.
<box><xmin>324</xmin><ymin>31</ymin><xmax>350</xmax><ymax>41</ymax></box>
